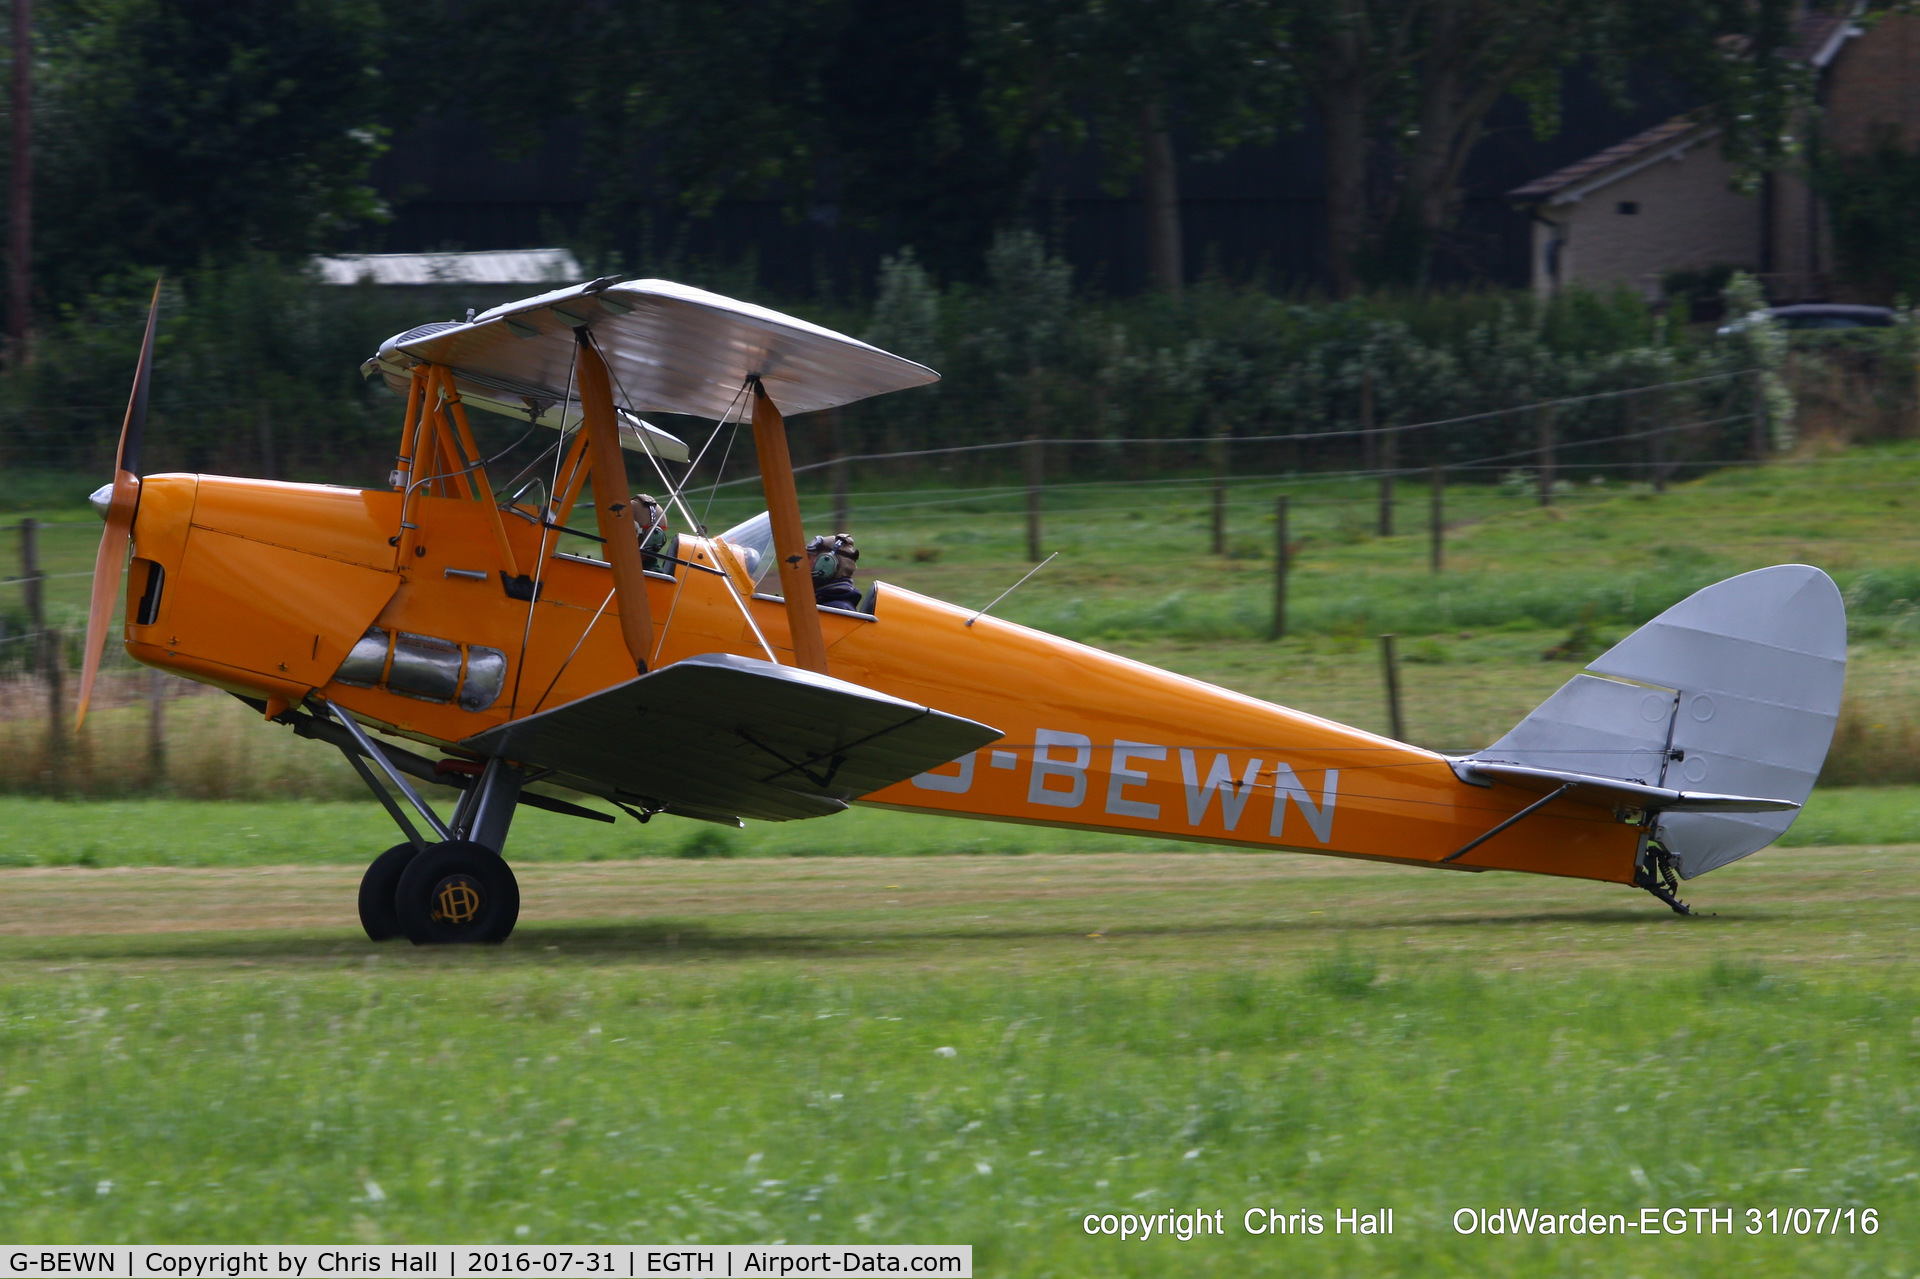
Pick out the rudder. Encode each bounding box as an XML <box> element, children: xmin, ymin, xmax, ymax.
<box><xmin>1473</xmin><ymin>565</ymin><xmax>1846</xmax><ymax>879</ymax></box>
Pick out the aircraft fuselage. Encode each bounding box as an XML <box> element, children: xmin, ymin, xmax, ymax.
<box><xmin>121</xmin><ymin>473</ymin><xmax>1641</xmax><ymax>884</ymax></box>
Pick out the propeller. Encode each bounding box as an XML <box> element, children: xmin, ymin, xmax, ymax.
<box><xmin>76</xmin><ymin>279</ymin><xmax>162</xmax><ymax>729</ymax></box>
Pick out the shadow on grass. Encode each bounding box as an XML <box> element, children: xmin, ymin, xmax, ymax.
<box><xmin>0</xmin><ymin>901</ymin><xmax>1726</xmax><ymax>965</ymax></box>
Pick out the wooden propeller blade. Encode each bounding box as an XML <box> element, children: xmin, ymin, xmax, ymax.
<box><xmin>76</xmin><ymin>279</ymin><xmax>162</xmax><ymax>729</ymax></box>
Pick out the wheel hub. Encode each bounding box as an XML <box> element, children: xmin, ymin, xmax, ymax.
<box><xmin>431</xmin><ymin>874</ymin><xmax>484</xmax><ymax>925</ymax></box>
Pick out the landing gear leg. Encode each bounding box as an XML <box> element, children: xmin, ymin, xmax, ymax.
<box><xmin>1634</xmin><ymin>839</ymin><xmax>1696</xmax><ymax>916</ymax></box>
<box><xmin>394</xmin><ymin>758</ymin><xmax>527</xmax><ymax>945</ymax></box>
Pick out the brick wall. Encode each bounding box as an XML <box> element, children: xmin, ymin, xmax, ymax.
<box><xmin>1825</xmin><ymin>16</ymin><xmax>1920</xmax><ymax>154</ymax></box>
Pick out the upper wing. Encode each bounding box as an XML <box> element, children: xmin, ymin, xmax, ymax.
<box><xmin>462</xmin><ymin>653</ymin><xmax>1000</xmax><ymax>823</ymax></box>
<box><xmin>373</xmin><ymin>278</ymin><xmax>938</xmax><ymax>422</ymax></box>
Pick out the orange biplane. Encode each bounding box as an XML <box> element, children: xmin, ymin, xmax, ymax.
<box><xmin>79</xmin><ymin>278</ymin><xmax>1846</xmax><ymax>942</ymax></box>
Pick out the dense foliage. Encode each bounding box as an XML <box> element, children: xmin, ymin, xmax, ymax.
<box><xmin>1811</xmin><ymin>141</ymin><xmax>1920</xmax><ymax>303</ymax></box>
<box><xmin>0</xmin><ymin>251</ymin><xmax>1810</xmax><ymax>484</ymax></box>
<box><xmin>27</xmin><ymin>0</ymin><xmax>389</xmax><ymax>302</ymax></box>
<box><xmin>845</xmin><ymin>234</ymin><xmax>1783</xmax><ymax>480</ymax></box>
<box><xmin>0</xmin><ymin>0</ymin><xmax>1868</xmax><ymax>308</ymax></box>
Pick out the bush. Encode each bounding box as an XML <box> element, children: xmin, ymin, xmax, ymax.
<box><xmin>0</xmin><ymin>247</ymin><xmax>1779</xmax><ymax>492</ymax></box>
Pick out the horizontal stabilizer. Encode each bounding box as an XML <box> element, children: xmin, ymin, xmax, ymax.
<box><xmin>464</xmin><ymin>653</ymin><xmax>1001</xmax><ymax>823</ymax></box>
<box><xmin>1459</xmin><ymin>761</ymin><xmax>1800</xmax><ymax>813</ymax></box>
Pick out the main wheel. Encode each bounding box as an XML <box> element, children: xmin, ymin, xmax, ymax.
<box><xmin>358</xmin><ymin>842</ymin><xmax>421</xmax><ymax>941</ymax></box>
<box><xmin>394</xmin><ymin>841</ymin><xmax>520</xmax><ymax>945</ymax></box>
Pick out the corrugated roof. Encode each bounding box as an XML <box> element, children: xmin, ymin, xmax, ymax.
<box><xmin>312</xmin><ymin>248</ymin><xmax>583</xmax><ymax>286</ymax></box>
<box><xmin>1508</xmin><ymin>116</ymin><xmax>1715</xmax><ymax>202</ymax></box>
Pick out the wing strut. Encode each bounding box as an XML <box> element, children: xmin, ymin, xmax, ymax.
<box><xmin>750</xmin><ymin>378</ymin><xmax>830</xmax><ymax>674</ymax></box>
<box><xmin>576</xmin><ymin>329</ymin><xmax>655</xmax><ymax>673</ymax></box>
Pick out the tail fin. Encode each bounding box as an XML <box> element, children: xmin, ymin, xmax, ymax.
<box><xmin>1472</xmin><ymin>565</ymin><xmax>1846</xmax><ymax>878</ymax></box>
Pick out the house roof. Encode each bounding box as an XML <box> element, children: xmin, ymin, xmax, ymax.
<box><xmin>1511</xmin><ymin>12</ymin><xmax>1862</xmax><ymax>208</ymax></box>
<box><xmin>1508</xmin><ymin>116</ymin><xmax>1719</xmax><ymax>204</ymax></box>
<box><xmin>1784</xmin><ymin>11</ymin><xmax>1857</xmax><ymax>67</ymax></box>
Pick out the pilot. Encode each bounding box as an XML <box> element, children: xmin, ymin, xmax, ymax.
<box><xmin>808</xmin><ymin>532</ymin><xmax>862</xmax><ymax>609</ymax></box>
<box><xmin>632</xmin><ymin>494</ymin><xmax>670</xmax><ymax>571</ymax></box>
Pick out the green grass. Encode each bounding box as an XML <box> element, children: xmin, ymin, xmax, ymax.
<box><xmin>14</xmin><ymin>441</ymin><xmax>1920</xmax><ymax>649</ymax></box>
<box><xmin>820</xmin><ymin>441</ymin><xmax>1920</xmax><ymax>645</ymax></box>
<box><xmin>0</xmin><ymin>845</ymin><xmax>1915</xmax><ymax>1272</ymax></box>
<box><xmin>0</xmin><ymin>783</ymin><xmax>1913</xmax><ymax>868</ymax></box>
<box><xmin>1776</xmin><ymin>785</ymin><xmax>1920</xmax><ymax>846</ymax></box>
<box><xmin>0</xmin><ymin>797</ymin><xmax>1199</xmax><ymax>867</ymax></box>
<box><xmin>1</xmin><ymin>443</ymin><xmax>1918</xmax><ymax>1270</ymax></box>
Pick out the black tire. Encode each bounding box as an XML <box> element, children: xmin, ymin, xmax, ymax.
<box><xmin>358</xmin><ymin>842</ymin><xmax>421</xmax><ymax>941</ymax></box>
<box><xmin>394</xmin><ymin>840</ymin><xmax>520</xmax><ymax>945</ymax></box>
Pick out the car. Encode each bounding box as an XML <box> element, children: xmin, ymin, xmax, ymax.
<box><xmin>1718</xmin><ymin>303</ymin><xmax>1896</xmax><ymax>335</ymax></box>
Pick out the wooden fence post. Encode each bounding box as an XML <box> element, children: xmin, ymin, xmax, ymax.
<box><xmin>1750</xmin><ymin>368</ymin><xmax>1770</xmax><ymax>459</ymax></box>
<box><xmin>1380</xmin><ymin>633</ymin><xmax>1405</xmax><ymax>741</ymax></box>
<box><xmin>1025</xmin><ymin>435</ymin><xmax>1044</xmax><ymax>562</ymax></box>
<box><xmin>19</xmin><ymin>516</ymin><xmax>41</xmax><ymax>644</ymax></box>
<box><xmin>830</xmin><ymin>409</ymin><xmax>850</xmax><ymax>532</ymax></box>
<box><xmin>1429</xmin><ymin>465</ymin><xmax>1444</xmax><ymax>574</ymax></box>
<box><xmin>1211</xmin><ymin>427</ymin><xmax>1229</xmax><ymax>555</ymax></box>
<box><xmin>1359</xmin><ymin>372</ymin><xmax>1376</xmax><ymax>473</ymax></box>
<box><xmin>1651</xmin><ymin>389</ymin><xmax>1668</xmax><ymax>494</ymax></box>
<box><xmin>1270</xmin><ymin>495</ymin><xmax>1289</xmax><ymax>641</ymax></box>
<box><xmin>256</xmin><ymin>399</ymin><xmax>277</xmax><ymax>480</ymax></box>
<box><xmin>1537</xmin><ymin>403</ymin><xmax>1557</xmax><ymax>507</ymax></box>
<box><xmin>148</xmin><ymin>666</ymin><xmax>166</xmax><ymax>790</ymax></box>
<box><xmin>1378</xmin><ymin>421</ymin><xmax>1397</xmax><ymax>536</ymax></box>
<box><xmin>20</xmin><ymin>517</ymin><xmax>62</xmax><ymax>770</ymax></box>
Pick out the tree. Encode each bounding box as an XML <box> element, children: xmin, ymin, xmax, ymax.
<box><xmin>413</xmin><ymin>0</ymin><xmax>1030</xmax><ymax>286</ymax></box>
<box><xmin>26</xmin><ymin>0</ymin><xmax>389</xmax><ymax>300</ymax></box>
<box><xmin>1258</xmin><ymin>0</ymin><xmax>1814</xmax><ymax>296</ymax></box>
<box><xmin>818</xmin><ymin>0</ymin><xmax>1033</xmax><ymax>283</ymax></box>
<box><xmin>973</xmin><ymin>0</ymin><xmax>1281</xmax><ymax>293</ymax></box>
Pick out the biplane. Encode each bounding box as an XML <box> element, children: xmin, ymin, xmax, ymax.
<box><xmin>78</xmin><ymin>277</ymin><xmax>1846</xmax><ymax>942</ymax></box>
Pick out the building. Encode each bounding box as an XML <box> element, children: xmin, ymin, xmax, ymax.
<box><xmin>1511</xmin><ymin>11</ymin><xmax>1920</xmax><ymax>303</ymax></box>
<box><xmin>1508</xmin><ymin>116</ymin><xmax>1759</xmax><ymax>301</ymax></box>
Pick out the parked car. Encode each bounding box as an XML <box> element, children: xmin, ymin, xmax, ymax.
<box><xmin>1718</xmin><ymin>304</ymin><xmax>1895</xmax><ymax>335</ymax></box>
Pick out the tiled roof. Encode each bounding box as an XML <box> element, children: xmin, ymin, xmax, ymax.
<box><xmin>1511</xmin><ymin>10</ymin><xmax>1860</xmax><ymax>203</ymax></box>
<box><xmin>1508</xmin><ymin>116</ymin><xmax>1713</xmax><ymax>201</ymax></box>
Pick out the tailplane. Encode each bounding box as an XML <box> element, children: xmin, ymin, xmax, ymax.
<box><xmin>1470</xmin><ymin>565</ymin><xmax>1846</xmax><ymax>880</ymax></box>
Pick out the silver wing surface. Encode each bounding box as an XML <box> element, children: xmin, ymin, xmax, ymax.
<box><xmin>462</xmin><ymin>653</ymin><xmax>1000</xmax><ymax>824</ymax></box>
<box><xmin>372</xmin><ymin>278</ymin><xmax>938</xmax><ymax>422</ymax></box>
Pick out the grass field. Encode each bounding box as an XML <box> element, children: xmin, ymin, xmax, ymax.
<box><xmin>1</xmin><ymin>441</ymin><xmax>1918</xmax><ymax>1270</ymax></box>
<box><xmin>0</xmin><ymin>847</ymin><xmax>1913</xmax><ymax>1273</ymax></box>
<box><xmin>0</xmin><ymin>784</ymin><xmax>1915</xmax><ymax>868</ymax></box>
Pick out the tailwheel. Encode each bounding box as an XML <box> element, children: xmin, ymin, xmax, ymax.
<box><xmin>1635</xmin><ymin>839</ymin><xmax>1699</xmax><ymax>917</ymax></box>
<box><xmin>358</xmin><ymin>842</ymin><xmax>422</xmax><ymax>941</ymax></box>
<box><xmin>395</xmin><ymin>841</ymin><xmax>521</xmax><ymax>945</ymax></box>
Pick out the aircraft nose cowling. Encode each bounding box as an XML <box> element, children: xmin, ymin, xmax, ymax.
<box><xmin>89</xmin><ymin>482</ymin><xmax>115</xmax><ymax>520</ymax></box>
